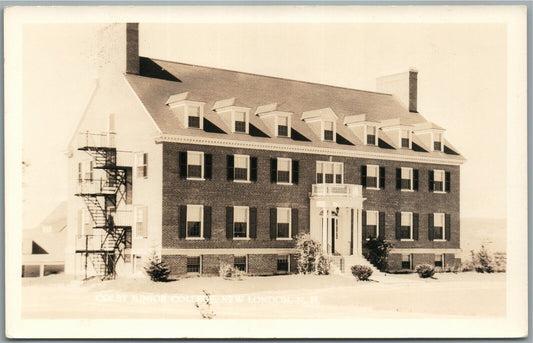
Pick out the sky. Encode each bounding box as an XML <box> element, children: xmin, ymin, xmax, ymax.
<box><xmin>22</xmin><ymin>22</ymin><xmax>507</xmax><ymax>228</ymax></box>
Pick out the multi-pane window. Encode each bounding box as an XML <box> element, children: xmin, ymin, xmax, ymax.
<box><xmin>316</xmin><ymin>161</ymin><xmax>343</xmax><ymax>184</ymax></box>
<box><xmin>400</xmin><ymin>212</ymin><xmax>413</xmax><ymax>240</ymax></box>
<box><xmin>401</xmin><ymin>129</ymin><xmax>411</xmax><ymax>148</ymax></box>
<box><xmin>402</xmin><ymin>254</ymin><xmax>412</xmax><ymax>269</ymax></box>
<box><xmin>323</xmin><ymin>121</ymin><xmax>334</xmax><ymax>141</ymax></box>
<box><xmin>433</xmin><ymin>170</ymin><xmax>445</xmax><ymax>192</ymax></box>
<box><xmin>366</xmin><ymin>165</ymin><xmax>379</xmax><ymax>188</ymax></box>
<box><xmin>186</xmin><ymin>205</ymin><xmax>203</xmax><ymax>238</ymax></box>
<box><xmin>233</xmin><ymin>206</ymin><xmax>249</xmax><ymax>238</ymax></box>
<box><xmin>136</xmin><ymin>152</ymin><xmax>148</xmax><ymax>178</ymax></box>
<box><xmin>277</xmin><ymin>208</ymin><xmax>291</xmax><ymax>239</ymax></box>
<box><xmin>434</xmin><ymin>254</ymin><xmax>443</xmax><ymax>268</ymax></box>
<box><xmin>234</xmin><ymin>155</ymin><xmax>249</xmax><ymax>181</ymax></box>
<box><xmin>186</xmin><ymin>256</ymin><xmax>201</xmax><ymax>273</ymax></box>
<box><xmin>277</xmin><ymin>116</ymin><xmax>289</xmax><ymax>137</ymax></box>
<box><xmin>433</xmin><ymin>213</ymin><xmax>445</xmax><ymax>240</ymax></box>
<box><xmin>234</xmin><ymin>111</ymin><xmax>247</xmax><ymax>133</ymax></box>
<box><xmin>277</xmin><ymin>255</ymin><xmax>289</xmax><ymax>273</ymax></box>
<box><xmin>366</xmin><ymin>126</ymin><xmax>377</xmax><ymax>145</ymax></box>
<box><xmin>187</xmin><ymin>151</ymin><xmax>203</xmax><ymax>179</ymax></box>
<box><xmin>187</xmin><ymin>105</ymin><xmax>201</xmax><ymax>128</ymax></box>
<box><xmin>434</xmin><ymin>133</ymin><xmax>443</xmax><ymax>151</ymax></box>
<box><xmin>135</xmin><ymin>206</ymin><xmax>147</xmax><ymax>238</ymax></box>
<box><xmin>400</xmin><ymin>167</ymin><xmax>413</xmax><ymax>190</ymax></box>
<box><xmin>365</xmin><ymin>210</ymin><xmax>379</xmax><ymax>239</ymax></box>
<box><xmin>277</xmin><ymin>158</ymin><xmax>291</xmax><ymax>183</ymax></box>
<box><xmin>234</xmin><ymin>256</ymin><xmax>247</xmax><ymax>272</ymax></box>
<box><xmin>82</xmin><ymin>161</ymin><xmax>94</xmax><ymax>181</ymax></box>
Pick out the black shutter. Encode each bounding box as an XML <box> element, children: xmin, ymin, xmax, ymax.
<box><xmin>379</xmin><ymin>167</ymin><xmax>385</xmax><ymax>189</ymax></box>
<box><xmin>429</xmin><ymin>170</ymin><xmax>434</xmax><ymax>192</ymax></box>
<box><xmin>270</xmin><ymin>158</ymin><xmax>277</xmax><ymax>183</ymax></box>
<box><xmin>292</xmin><ymin>160</ymin><xmax>299</xmax><ymax>184</ymax></box>
<box><xmin>178</xmin><ymin>205</ymin><xmax>187</xmax><ymax>238</ymax></box>
<box><xmin>226</xmin><ymin>207</ymin><xmax>233</xmax><ymax>239</ymax></box>
<box><xmin>379</xmin><ymin>212</ymin><xmax>385</xmax><ymax>238</ymax></box>
<box><xmin>395</xmin><ymin>212</ymin><xmax>401</xmax><ymax>240</ymax></box>
<box><xmin>179</xmin><ymin>152</ymin><xmax>187</xmax><ymax>179</ymax></box>
<box><xmin>249</xmin><ymin>207</ymin><xmax>257</xmax><ymax>239</ymax></box>
<box><xmin>362</xmin><ymin>210</ymin><xmax>367</xmax><ymax>240</ymax></box>
<box><xmin>445</xmin><ymin>172</ymin><xmax>451</xmax><ymax>192</ymax></box>
<box><xmin>203</xmin><ymin>206</ymin><xmax>212</xmax><ymax>239</ymax></box>
<box><xmin>291</xmin><ymin>208</ymin><xmax>299</xmax><ymax>237</ymax></box>
<box><xmin>361</xmin><ymin>165</ymin><xmax>367</xmax><ymax>187</ymax></box>
<box><xmin>445</xmin><ymin>213</ymin><xmax>451</xmax><ymax>240</ymax></box>
<box><xmin>270</xmin><ymin>208</ymin><xmax>277</xmax><ymax>239</ymax></box>
<box><xmin>204</xmin><ymin>154</ymin><xmax>212</xmax><ymax>179</ymax></box>
<box><xmin>413</xmin><ymin>213</ymin><xmax>419</xmax><ymax>240</ymax></box>
<box><xmin>428</xmin><ymin>213</ymin><xmax>434</xmax><ymax>241</ymax></box>
<box><xmin>413</xmin><ymin>169</ymin><xmax>419</xmax><ymax>191</ymax></box>
<box><xmin>396</xmin><ymin>168</ymin><xmax>401</xmax><ymax>190</ymax></box>
<box><xmin>226</xmin><ymin>155</ymin><xmax>234</xmax><ymax>181</ymax></box>
<box><xmin>250</xmin><ymin>157</ymin><xmax>258</xmax><ymax>182</ymax></box>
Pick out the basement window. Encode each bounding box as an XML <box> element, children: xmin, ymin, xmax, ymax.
<box><xmin>434</xmin><ymin>254</ymin><xmax>444</xmax><ymax>268</ymax></box>
<box><xmin>234</xmin><ymin>256</ymin><xmax>247</xmax><ymax>272</ymax></box>
<box><xmin>277</xmin><ymin>255</ymin><xmax>289</xmax><ymax>274</ymax></box>
<box><xmin>401</xmin><ymin>254</ymin><xmax>412</xmax><ymax>269</ymax></box>
<box><xmin>186</xmin><ymin>256</ymin><xmax>201</xmax><ymax>273</ymax></box>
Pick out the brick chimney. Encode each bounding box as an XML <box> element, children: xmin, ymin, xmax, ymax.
<box><xmin>126</xmin><ymin>23</ymin><xmax>139</xmax><ymax>75</ymax></box>
<box><xmin>376</xmin><ymin>68</ymin><xmax>418</xmax><ymax>113</ymax></box>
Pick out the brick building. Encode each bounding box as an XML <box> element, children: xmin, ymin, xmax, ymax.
<box><xmin>65</xmin><ymin>23</ymin><xmax>464</xmax><ymax>279</ymax></box>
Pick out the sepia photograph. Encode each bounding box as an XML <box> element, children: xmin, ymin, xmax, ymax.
<box><xmin>5</xmin><ymin>5</ymin><xmax>528</xmax><ymax>338</ymax></box>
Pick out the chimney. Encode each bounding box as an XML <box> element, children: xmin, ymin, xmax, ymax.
<box><xmin>126</xmin><ymin>23</ymin><xmax>139</xmax><ymax>75</ymax></box>
<box><xmin>376</xmin><ymin>68</ymin><xmax>418</xmax><ymax>113</ymax></box>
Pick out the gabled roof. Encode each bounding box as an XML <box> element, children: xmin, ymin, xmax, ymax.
<box><xmin>125</xmin><ymin>58</ymin><xmax>464</xmax><ymax>161</ymax></box>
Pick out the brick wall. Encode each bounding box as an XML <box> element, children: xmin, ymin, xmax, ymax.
<box><xmin>162</xmin><ymin>255</ymin><xmax>187</xmax><ymax>276</ymax></box>
<box><xmin>248</xmin><ymin>254</ymin><xmax>278</xmax><ymax>276</ymax></box>
<box><xmin>202</xmin><ymin>254</ymin><xmax>233</xmax><ymax>275</ymax></box>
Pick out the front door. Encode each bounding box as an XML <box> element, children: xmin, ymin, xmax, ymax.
<box><xmin>331</xmin><ymin>217</ymin><xmax>338</xmax><ymax>254</ymax></box>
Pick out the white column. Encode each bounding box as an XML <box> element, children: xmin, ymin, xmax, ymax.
<box><xmin>321</xmin><ymin>208</ymin><xmax>328</xmax><ymax>254</ymax></box>
<box><xmin>357</xmin><ymin>208</ymin><xmax>363</xmax><ymax>256</ymax></box>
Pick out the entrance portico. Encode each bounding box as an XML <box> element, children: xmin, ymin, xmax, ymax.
<box><xmin>309</xmin><ymin>184</ymin><xmax>365</xmax><ymax>256</ymax></box>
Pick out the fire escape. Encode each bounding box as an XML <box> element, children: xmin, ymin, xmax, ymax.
<box><xmin>75</xmin><ymin>131</ymin><xmax>132</xmax><ymax>279</ymax></box>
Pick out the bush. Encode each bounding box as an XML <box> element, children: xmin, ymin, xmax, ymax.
<box><xmin>351</xmin><ymin>265</ymin><xmax>373</xmax><ymax>281</ymax></box>
<box><xmin>415</xmin><ymin>264</ymin><xmax>435</xmax><ymax>278</ymax></box>
<box><xmin>493</xmin><ymin>252</ymin><xmax>506</xmax><ymax>272</ymax></box>
<box><xmin>295</xmin><ymin>233</ymin><xmax>330</xmax><ymax>275</ymax></box>
<box><xmin>315</xmin><ymin>255</ymin><xmax>331</xmax><ymax>275</ymax></box>
<box><xmin>362</xmin><ymin>238</ymin><xmax>393</xmax><ymax>272</ymax></box>
<box><xmin>144</xmin><ymin>252</ymin><xmax>171</xmax><ymax>282</ymax></box>
<box><xmin>218</xmin><ymin>262</ymin><xmax>244</xmax><ymax>280</ymax></box>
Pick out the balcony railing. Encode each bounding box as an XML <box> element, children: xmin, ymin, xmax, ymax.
<box><xmin>311</xmin><ymin>183</ymin><xmax>362</xmax><ymax>197</ymax></box>
<box><xmin>111</xmin><ymin>210</ymin><xmax>133</xmax><ymax>227</ymax></box>
<box><xmin>78</xmin><ymin>131</ymin><xmax>116</xmax><ymax>149</ymax></box>
<box><xmin>77</xmin><ymin>178</ymin><xmax>118</xmax><ymax>195</ymax></box>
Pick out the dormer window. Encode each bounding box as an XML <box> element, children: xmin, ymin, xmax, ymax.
<box><xmin>166</xmin><ymin>92</ymin><xmax>205</xmax><ymax>130</ymax></box>
<box><xmin>234</xmin><ymin>111</ymin><xmax>247</xmax><ymax>133</ymax></box>
<box><xmin>367</xmin><ymin>126</ymin><xmax>377</xmax><ymax>145</ymax></box>
<box><xmin>401</xmin><ymin>129</ymin><xmax>411</xmax><ymax>149</ymax></box>
<box><xmin>301</xmin><ymin>108</ymin><xmax>338</xmax><ymax>143</ymax></box>
<box><xmin>323</xmin><ymin>121</ymin><xmax>335</xmax><ymax>141</ymax></box>
<box><xmin>213</xmin><ymin>98</ymin><xmax>251</xmax><ymax>134</ymax></box>
<box><xmin>434</xmin><ymin>133</ymin><xmax>443</xmax><ymax>151</ymax></box>
<box><xmin>255</xmin><ymin>103</ymin><xmax>292</xmax><ymax>138</ymax></box>
<box><xmin>187</xmin><ymin>105</ymin><xmax>201</xmax><ymax>129</ymax></box>
<box><xmin>277</xmin><ymin>116</ymin><xmax>289</xmax><ymax>137</ymax></box>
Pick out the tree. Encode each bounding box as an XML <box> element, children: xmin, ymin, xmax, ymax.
<box><xmin>144</xmin><ymin>251</ymin><xmax>171</xmax><ymax>281</ymax></box>
<box><xmin>295</xmin><ymin>233</ymin><xmax>330</xmax><ymax>275</ymax></box>
<box><xmin>363</xmin><ymin>237</ymin><xmax>393</xmax><ymax>272</ymax></box>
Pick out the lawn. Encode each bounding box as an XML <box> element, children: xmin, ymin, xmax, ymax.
<box><xmin>21</xmin><ymin>271</ymin><xmax>505</xmax><ymax>319</ymax></box>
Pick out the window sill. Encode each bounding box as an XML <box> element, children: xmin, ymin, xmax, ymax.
<box><xmin>233</xmin><ymin>180</ymin><xmax>251</xmax><ymax>184</ymax></box>
<box><xmin>400</xmin><ymin>239</ymin><xmax>414</xmax><ymax>242</ymax></box>
<box><xmin>187</xmin><ymin>177</ymin><xmax>205</xmax><ymax>181</ymax></box>
<box><xmin>433</xmin><ymin>239</ymin><xmax>447</xmax><ymax>242</ymax></box>
<box><xmin>276</xmin><ymin>182</ymin><xmax>293</xmax><ymax>186</ymax></box>
<box><xmin>233</xmin><ymin>237</ymin><xmax>251</xmax><ymax>240</ymax></box>
<box><xmin>365</xmin><ymin>187</ymin><xmax>380</xmax><ymax>191</ymax></box>
<box><xmin>276</xmin><ymin>237</ymin><xmax>293</xmax><ymax>241</ymax></box>
<box><xmin>433</xmin><ymin>191</ymin><xmax>447</xmax><ymax>194</ymax></box>
<box><xmin>186</xmin><ymin>237</ymin><xmax>205</xmax><ymax>240</ymax></box>
<box><xmin>401</xmin><ymin>189</ymin><xmax>414</xmax><ymax>192</ymax></box>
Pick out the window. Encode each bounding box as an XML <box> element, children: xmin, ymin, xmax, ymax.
<box><xmin>234</xmin><ymin>256</ymin><xmax>247</xmax><ymax>272</ymax></box>
<box><xmin>400</xmin><ymin>167</ymin><xmax>413</xmax><ymax>190</ymax></box>
<box><xmin>366</xmin><ymin>126</ymin><xmax>377</xmax><ymax>145</ymax></box>
<box><xmin>277</xmin><ymin>116</ymin><xmax>289</xmax><ymax>137</ymax></box>
<box><xmin>187</xmin><ymin>105</ymin><xmax>201</xmax><ymax>129</ymax></box>
<box><xmin>78</xmin><ymin>162</ymin><xmax>83</xmax><ymax>182</ymax></box>
<box><xmin>434</xmin><ymin>254</ymin><xmax>443</xmax><ymax>267</ymax></box>
<box><xmin>433</xmin><ymin>213</ymin><xmax>445</xmax><ymax>241</ymax></box>
<box><xmin>316</xmin><ymin>161</ymin><xmax>343</xmax><ymax>184</ymax></box>
<box><xmin>82</xmin><ymin>161</ymin><xmax>94</xmax><ymax>181</ymax></box>
<box><xmin>135</xmin><ymin>206</ymin><xmax>147</xmax><ymax>238</ymax></box>
<box><xmin>277</xmin><ymin>158</ymin><xmax>291</xmax><ymax>183</ymax></box>
<box><xmin>233</xmin><ymin>155</ymin><xmax>250</xmax><ymax>181</ymax></box>
<box><xmin>400</xmin><ymin>212</ymin><xmax>413</xmax><ymax>240</ymax></box>
<box><xmin>401</xmin><ymin>129</ymin><xmax>411</xmax><ymax>148</ymax></box>
<box><xmin>434</xmin><ymin>133</ymin><xmax>443</xmax><ymax>151</ymax></box>
<box><xmin>187</xmin><ymin>151</ymin><xmax>204</xmax><ymax>179</ymax></box>
<box><xmin>433</xmin><ymin>170</ymin><xmax>445</xmax><ymax>192</ymax></box>
<box><xmin>366</xmin><ymin>165</ymin><xmax>379</xmax><ymax>188</ymax></box>
<box><xmin>323</xmin><ymin>121</ymin><xmax>334</xmax><ymax>141</ymax></box>
<box><xmin>277</xmin><ymin>208</ymin><xmax>291</xmax><ymax>239</ymax></box>
<box><xmin>365</xmin><ymin>210</ymin><xmax>379</xmax><ymax>240</ymax></box>
<box><xmin>136</xmin><ymin>153</ymin><xmax>148</xmax><ymax>178</ymax></box>
<box><xmin>234</xmin><ymin>111</ymin><xmax>247</xmax><ymax>133</ymax></box>
<box><xmin>233</xmin><ymin>206</ymin><xmax>249</xmax><ymax>238</ymax></box>
<box><xmin>277</xmin><ymin>255</ymin><xmax>289</xmax><ymax>273</ymax></box>
<box><xmin>186</xmin><ymin>256</ymin><xmax>201</xmax><ymax>273</ymax></box>
<box><xmin>186</xmin><ymin>205</ymin><xmax>203</xmax><ymax>238</ymax></box>
<box><xmin>401</xmin><ymin>254</ymin><xmax>412</xmax><ymax>269</ymax></box>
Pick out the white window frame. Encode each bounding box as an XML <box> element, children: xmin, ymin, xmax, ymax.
<box><xmin>433</xmin><ymin>212</ymin><xmax>446</xmax><ymax>241</ymax></box>
<box><xmin>186</xmin><ymin>151</ymin><xmax>205</xmax><ymax>180</ymax></box>
<box><xmin>186</xmin><ymin>205</ymin><xmax>204</xmax><ymax>240</ymax></box>
<box><xmin>276</xmin><ymin>157</ymin><xmax>292</xmax><ymax>185</ymax></box>
<box><xmin>186</xmin><ymin>255</ymin><xmax>202</xmax><ymax>274</ymax></box>
<box><xmin>233</xmin><ymin>154</ymin><xmax>251</xmax><ymax>183</ymax></box>
<box><xmin>365</xmin><ymin>125</ymin><xmax>379</xmax><ymax>146</ymax></box>
<box><xmin>135</xmin><ymin>152</ymin><xmax>148</xmax><ymax>179</ymax></box>
<box><xmin>316</xmin><ymin>161</ymin><xmax>344</xmax><ymax>184</ymax></box>
<box><xmin>365</xmin><ymin>210</ymin><xmax>379</xmax><ymax>240</ymax></box>
<box><xmin>401</xmin><ymin>254</ymin><xmax>412</xmax><ymax>269</ymax></box>
<box><xmin>275</xmin><ymin>115</ymin><xmax>291</xmax><ymax>138</ymax></box>
<box><xmin>185</xmin><ymin>103</ymin><xmax>204</xmax><ymax>130</ymax></box>
<box><xmin>321</xmin><ymin>120</ymin><xmax>336</xmax><ymax>142</ymax></box>
<box><xmin>434</xmin><ymin>254</ymin><xmax>444</xmax><ymax>267</ymax></box>
<box><xmin>233</xmin><ymin>255</ymin><xmax>248</xmax><ymax>273</ymax></box>
<box><xmin>400</xmin><ymin>211</ymin><xmax>413</xmax><ymax>241</ymax></box>
<box><xmin>276</xmin><ymin>207</ymin><xmax>292</xmax><ymax>240</ymax></box>
<box><xmin>134</xmin><ymin>205</ymin><xmax>148</xmax><ymax>239</ymax></box>
<box><xmin>231</xmin><ymin>109</ymin><xmax>250</xmax><ymax>134</ymax></box>
<box><xmin>433</xmin><ymin>169</ymin><xmax>446</xmax><ymax>193</ymax></box>
<box><xmin>366</xmin><ymin>164</ymin><xmax>380</xmax><ymax>190</ymax></box>
<box><xmin>233</xmin><ymin>206</ymin><xmax>250</xmax><ymax>240</ymax></box>
<box><xmin>399</xmin><ymin>129</ymin><xmax>412</xmax><ymax>149</ymax></box>
<box><xmin>400</xmin><ymin>167</ymin><xmax>414</xmax><ymax>192</ymax></box>
<box><xmin>432</xmin><ymin>132</ymin><xmax>444</xmax><ymax>152</ymax></box>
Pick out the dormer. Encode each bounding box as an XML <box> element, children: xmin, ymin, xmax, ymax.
<box><xmin>166</xmin><ymin>92</ymin><xmax>205</xmax><ymax>130</ymax></box>
<box><xmin>213</xmin><ymin>98</ymin><xmax>251</xmax><ymax>134</ymax></box>
<box><xmin>301</xmin><ymin>108</ymin><xmax>338</xmax><ymax>142</ymax></box>
<box><xmin>344</xmin><ymin>114</ymin><xmax>380</xmax><ymax>146</ymax></box>
<box><xmin>380</xmin><ymin>118</ymin><xmax>413</xmax><ymax>150</ymax></box>
<box><xmin>255</xmin><ymin>103</ymin><xmax>293</xmax><ymax>138</ymax></box>
<box><xmin>412</xmin><ymin>122</ymin><xmax>445</xmax><ymax>152</ymax></box>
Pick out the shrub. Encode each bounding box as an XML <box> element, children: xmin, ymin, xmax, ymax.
<box><xmin>362</xmin><ymin>238</ymin><xmax>393</xmax><ymax>272</ymax></box>
<box><xmin>218</xmin><ymin>262</ymin><xmax>243</xmax><ymax>280</ymax></box>
<box><xmin>144</xmin><ymin>252</ymin><xmax>171</xmax><ymax>282</ymax></box>
<box><xmin>493</xmin><ymin>252</ymin><xmax>506</xmax><ymax>273</ymax></box>
<box><xmin>351</xmin><ymin>265</ymin><xmax>373</xmax><ymax>281</ymax></box>
<box><xmin>415</xmin><ymin>264</ymin><xmax>435</xmax><ymax>278</ymax></box>
<box><xmin>473</xmin><ymin>245</ymin><xmax>495</xmax><ymax>273</ymax></box>
<box><xmin>315</xmin><ymin>255</ymin><xmax>331</xmax><ymax>275</ymax></box>
<box><xmin>295</xmin><ymin>233</ymin><xmax>330</xmax><ymax>275</ymax></box>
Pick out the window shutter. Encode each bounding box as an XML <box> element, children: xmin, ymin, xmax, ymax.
<box><xmin>362</xmin><ymin>210</ymin><xmax>367</xmax><ymax>240</ymax></box>
<box><xmin>143</xmin><ymin>153</ymin><xmax>148</xmax><ymax>178</ymax></box>
<box><xmin>269</xmin><ymin>208</ymin><xmax>277</xmax><ymax>239</ymax></box>
<box><xmin>395</xmin><ymin>212</ymin><xmax>401</xmax><ymax>240</ymax></box>
<box><xmin>413</xmin><ymin>169</ymin><xmax>419</xmax><ymax>191</ymax></box>
<box><xmin>250</xmin><ymin>157</ymin><xmax>258</xmax><ymax>182</ymax></box>
<box><xmin>204</xmin><ymin>154</ymin><xmax>212</xmax><ymax>179</ymax></box>
<box><xmin>226</xmin><ymin>155</ymin><xmax>234</xmax><ymax>181</ymax></box>
<box><xmin>249</xmin><ymin>207</ymin><xmax>257</xmax><ymax>239</ymax></box>
<box><xmin>179</xmin><ymin>152</ymin><xmax>187</xmax><ymax>179</ymax></box>
<box><xmin>178</xmin><ymin>205</ymin><xmax>187</xmax><ymax>239</ymax></box>
<box><xmin>203</xmin><ymin>206</ymin><xmax>212</xmax><ymax>239</ymax></box>
<box><xmin>413</xmin><ymin>213</ymin><xmax>419</xmax><ymax>240</ymax></box>
<box><xmin>226</xmin><ymin>207</ymin><xmax>233</xmax><ymax>239</ymax></box>
<box><xmin>291</xmin><ymin>208</ymin><xmax>299</xmax><ymax>237</ymax></box>
<box><xmin>445</xmin><ymin>172</ymin><xmax>451</xmax><ymax>192</ymax></box>
<box><xmin>379</xmin><ymin>212</ymin><xmax>385</xmax><ymax>238</ymax></box>
<box><xmin>445</xmin><ymin>213</ymin><xmax>451</xmax><ymax>240</ymax></box>
<box><xmin>429</xmin><ymin>170</ymin><xmax>434</xmax><ymax>192</ymax></box>
<box><xmin>428</xmin><ymin>213</ymin><xmax>434</xmax><ymax>241</ymax></box>
<box><xmin>361</xmin><ymin>165</ymin><xmax>367</xmax><ymax>187</ymax></box>
<box><xmin>270</xmin><ymin>158</ymin><xmax>277</xmax><ymax>183</ymax></box>
<box><xmin>379</xmin><ymin>167</ymin><xmax>385</xmax><ymax>189</ymax></box>
<box><xmin>396</xmin><ymin>168</ymin><xmax>401</xmax><ymax>190</ymax></box>
<box><xmin>292</xmin><ymin>160</ymin><xmax>299</xmax><ymax>184</ymax></box>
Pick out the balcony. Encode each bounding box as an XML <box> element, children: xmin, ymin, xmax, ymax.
<box><xmin>311</xmin><ymin>183</ymin><xmax>362</xmax><ymax>198</ymax></box>
<box><xmin>111</xmin><ymin>210</ymin><xmax>133</xmax><ymax>227</ymax></box>
<box><xmin>78</xmin><ymin>131</ymin><xmax>116</xmax><ymax>149</ymax></box>
<box><xmin>77</xmin><ymin>178</ymin><xmax>118</xmax><ymax>195</ymax></box>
